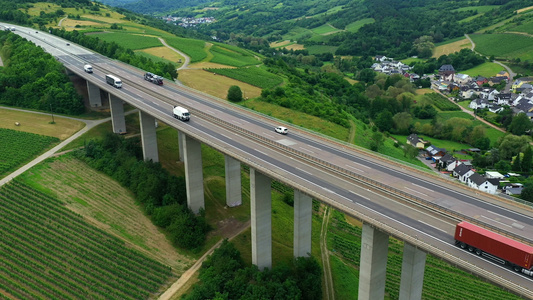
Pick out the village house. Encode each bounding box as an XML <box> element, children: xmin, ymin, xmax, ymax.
<box><xmin>453</xmin><ymin>163</ymin><xmax>474</xmax><ymax>183</ymax></box>
<box><xmin>438</xmin><ymin>65</ymin><xmax>455</xmax><ymax>81</ymax></box>
<box><xmin>467</xmin><ymin>173</ymin><xmax>499</xmax><ymax>194</ymax></box>
<box><xmin>406</xmin><ymin>134</ymin><xmax>427</xmax><ymax>149</ymax></box>
<box><xmin>426</xmin><ymin>145</ymin><xmax>446</xmax><ymax>157</ymax></box>
<box><xmin>454</xmin><ymin>73</ymin><xmax>471</xmax><ymax>85</ymax></box>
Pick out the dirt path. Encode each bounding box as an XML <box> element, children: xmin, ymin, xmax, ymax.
<box><xmin>158</xmin><ymin>220</ymin><xmax>251</xmax><ymax>300</ymax></box>
<box><xmin>348</xmin><ymin>119</ymin><xmax>356</xmax><ymax>144</ymax></box>
<box><xmin>158</xmin><ymin>37</ymin><xmax>190</xmax><ymax>70</ymax></box>
<box><xmin>320</xmin><ymin>206</ymin><xmax>334</xmax><ymax>300</ymax></box>
<box><xmin>431</xmin><ymin>88</ymin><xmax>506</xmax><ymax>133</ymax></box>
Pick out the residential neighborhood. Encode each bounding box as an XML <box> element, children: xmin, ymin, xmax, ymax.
<box><xmin>407</xmin><ymin>133</ymin><xmax>523</xmax><ymax>196</ymax></box>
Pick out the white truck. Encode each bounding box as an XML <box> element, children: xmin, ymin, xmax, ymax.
<box><xmin>84</xmin><ymin>64</ymin><xmax>93</xmax><ymax>73</ymax></box>
<box><xmin>173</xmin><ymin>106</ymin><xmax>190</xmax><ymax>121</ymax></box>
<box><xmin>105</xmin><ymin>74</ymin><xmax>122</xmax><ymax>88</ymax></box>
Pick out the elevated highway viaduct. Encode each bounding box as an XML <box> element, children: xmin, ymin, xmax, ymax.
<box><xmin>4</xmin><ymin>23</ymin><xmax>533</xmax><ymax>299</ymax></box>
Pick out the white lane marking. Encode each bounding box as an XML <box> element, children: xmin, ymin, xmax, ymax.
<box><xmin>352</xmin><ymin>161</ymin><xmax>371</xmax><ymax>169</ymax></box>
<box><xmin>234</xmin><ymin>121</ymin><xmax>241</xmax><ymax>125</ymax></box>
<box><xmin>322</xmin><ymin>187</ymin><xmax>333</xmax><ymax>193</ymax></box>
<box><xmin>205</xmin><ymin>110</ymin><xmax>214</xmax><ymax>114</ymax></box>
<box><xmin>263</xmin><ymin>133</ymin><xmax>275</xmax><ymax>138</ymax></box>
<box><xmin>254</xmin><ymin>148</ymin><xmax>268</xmax><ymax>156</ymax></box>
<box><xmin>308</xmin><ymin>145</ymin><xmax>321</xmax><ymax>151</ymax></box>
<box><xmin>488</xmin><ymin>211</ymin><xmax>517</xmax><ymax>222</ymax></box>
<box><xmin>300</xmin><ymin>147</ymin><xmax>314</xmax><ymax>154</ymax></box>
<box><xmin>345</xmin><ymin>164</ymin><xmax>365</xmax><ymax>173</ymax></box>
<box><xmin>298</xmin><ymin>168</ymin><xmax>313</xmax><ymax>176</ymax></box>
<box><xmin>405</xmin><ymin>187</ymin><xmax>428</xmax><ymax>197</ymax></box>
<box><xmin>411</xmin><ymin>183</ymin><xmax>434</xmax><ymax>193</ymax></box>
<box><xmin>349</xmin><ymin>190</ymin><xmax>369</xmax><ymax>200</ymax></box>
<box><xmin>480</xmin><ymin>215</ymin><xmax>512</xmax><ymax>228</ymax></box>
<box><xmin>418</xmin><ymin>220</ymin><xmax>447</xmax><ymax>233</ymax></box>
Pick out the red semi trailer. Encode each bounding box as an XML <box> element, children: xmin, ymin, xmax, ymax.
<box><xmin>455</xmin><ymin>221</ymin><xmax>533</xmax><ymax>276</ymax></box>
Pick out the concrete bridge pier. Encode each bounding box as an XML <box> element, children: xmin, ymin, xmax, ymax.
<box><xmin>224</xmin><ymin>155</ymin><xmax>242</xmax><ymax>207</ymax></box>
<box><xmin>250</xmin><ymin>168</ymin><xmax>272</xmax><ymax>270</ymax></box>
<box><xmin>139</xmin><ymin>111</ymin><xmax>159</xmax><ymax>162</ymax></box>
<box><xmin>109</xmin><ymin>94</ymin><xmax>126</xmax><ymax>134</ymax></box>
<box><xmin>358</xmin><ymin>223</ymin><xmax>389</xmax><ymax>300</ymax></box>
<box><xmin>293</xmin><ymin>190</ymin><xmax>312</xmax><ymax>257</ymax></box>
<box><xmin>178</xmin><ymin>130</ymin><xmax>184</xmax><ymax>162</ymax></box>
<box><xmin>399</xmin><ymin>243</ymin><xmax>426</xmax><ymax>300</ymax></box>
<box><xmin>87</xmin><ymin>81</ymin><xmax>102</xmax><ymax>107</ymax></box>
<box><xmin>181</xmin><ymin>133</ymin><xmax>204</xmax><ymax>214</ymax></box>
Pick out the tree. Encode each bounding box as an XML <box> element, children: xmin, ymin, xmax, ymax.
<box><xmin>522</xmin><ymin>146</ymin><xmax>533</xmax><ymax>173</ymax></box>
<box><xmin>227</xmin><ymin>85</ymin><xmax>243</xmax><ymax>102</ymax></box>
<box><xmin>374</xmin><ymin>111</ymin><xmax>393</xmax><ymax>132</ymax></box>
<box><xmin>392</xmin><ymin>112</ymin><xmax>412</xmax><ymax>134</ymax></box>
<box><xmin>358</xmin><ymin>68</ymin><xmax>376</xmax><ymax>83</ymax></box>
<box><xmin>521</xmin><ymin>177</ymin><xmax>533</xmax><ymax>202</ymax></box>
<box><xmin>508</xmin><ymin>113</ymin><xmax>532</xmax><ymax>135</ymax></box>
<box><xmin>497</xmin><ymin>135</ymin><xmax>529</xmax><ymax>160</ymax></box>
<box><xmin>512</xmin><ymin>153</ymin><xmax>521</xmax><ymax>172</ymax></box>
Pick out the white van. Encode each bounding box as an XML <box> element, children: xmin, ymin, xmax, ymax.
<box><xmin>106</xmin><ymin>74</ymin><xmax>122</xmax><ymax>88</ymax></box>
<box><xmin>84</xmin><ymin>64</ymin><xmax>93</xmax><ymax>73</ymax></box>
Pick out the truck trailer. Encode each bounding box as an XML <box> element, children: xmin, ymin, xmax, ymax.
<box><xmin>105</xmin><ymin>74</ymin><xmax>122</xmax><ymax>88</ymax></box>
<box><xmin>455</xmin><ymin>221</ymin><xmax>533</xmax><ymax>276</ymax></box>
<box><xmin>173</xmin><ymin>106</ymin><xmax>190</xmax><ymax>121</ymax></box>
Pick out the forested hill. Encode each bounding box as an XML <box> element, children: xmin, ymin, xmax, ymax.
<box><xmin>98</xmin><ymin>0</ymin><xmax>212</xmax><ymax>14</ymax></box>
<box><xmin>156</xmin><ymin>0</ymin><xmax>533</xmax><ymax>58</ymax></box>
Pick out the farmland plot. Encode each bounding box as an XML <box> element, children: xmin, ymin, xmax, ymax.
<box><xmin>0</xmin><ymin>129</ymin><xmax>59</xmax><ymax>178</ymax></box>
<box><xmin>0</xmin><ymin>180</ymin><xmax>175</xmax><ymax>299</ymax></box>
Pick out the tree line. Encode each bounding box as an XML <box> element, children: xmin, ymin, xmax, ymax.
<box><xmin>49</xmin><ymin>28</ymin><xmax>178</xmax><ymax>81</ymax></box>
<box><xmin>75</xmin><ymin>133</ymin><xmax>210</xmax><ymax>251</ymax></box>
<box><xmin>0</xmin><ymin>31</ymin><xmax>85</xmax><ymax>115</ymax></box>
<box><xmin>183</xmin><ymin>239</ymin><xmax>322</xmax><ymax>300</ymax></box>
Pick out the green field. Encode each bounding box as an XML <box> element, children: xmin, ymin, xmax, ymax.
<box><xmin>0</xmin><ymin>129</ymin><xmax>59</xmax><ymax>178</ymax></box>
<box><xmin>91</xmin><ymin>32</ymin><xmax>162</xmax><ymax>50</ymax></box>
<box><xmin>209</xmin><ymin>44</ymin><xmax>260</xmax><ymax>67</ymax></box>
<box><xmin>345</xmin><ymin>18</ymin><xmax>375</xmax><ymax>32</ymax></box>
<box><xmin>207</xmin><ymin>66</ymin><xmax>284</xmax><ymax>89</ymax></box>
<box><xmin>453</xmin><ymin>5</ymin><xmax>500</xmax><ymax>13</ymax></box>
<box><xmin>0</xmin><ymin>180</ymin><xmax>174</xmax><ymax>299</ymax></box>
<box><xmin>509</xmin><ymin>21</ymin><xmax>533</xmax><ymax>34</ymax></box>
<box><xmin>470</xmin><ymin>33</ymin><xmax>533</xmax><ymax>61</ymax></box>
<box><xmin>165</xmin><ymin>36</ymin><xmax>207</xmax><ymax>63</ymax></box>
<box><xmin>310</xmin><ymin>24</ymin><xmax>341</xmax><ymax>35</ymax></box>
<box><xmin>462</xmin><ymin>61</ymin><xmax>505</xmax><ymax>78</ymax></box>
<box><xmin>306</xmin><ymin>44</ymin><xmax>338</xmax><ymax>54</ymax></box>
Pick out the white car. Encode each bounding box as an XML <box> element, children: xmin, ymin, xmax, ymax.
<box><xmin>84</xmin><ymin>64</ymin><xmax>93</xmax><ymax>73</ymax></box>
<box><xmin>275</xmin><ymin>126</ymin><xmax>288</xmax><ymax>135</ymax></box>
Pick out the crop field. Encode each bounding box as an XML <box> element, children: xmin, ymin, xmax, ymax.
<box><xmin>433</xmin><ymin>38</ymin><xmax>471</xmax><ymax>58</ymax></box>
<box><xmin>207</xmin><ymin>67</ymin><xmax>284</xmax><ymax>89</ymax></box>
<box><xmin>307</xmin><ymin>45</ymin><xmax>338</xmax><ymax>54</ymax></box>
<box><xmin>454</xmin><ymin>5</ymin><xmax>499</xmax><ymax>13</ymax></box>
<box><xmin>165</xmin><ymin>36</ymin><xmax>207</xmax><ymax>63</ymax></box>
<box><xmin>426</xmin><ymin>93</ymin><xmax>461</xmax><ymax>111</ymax></box>
<box><xmin>508</xmin><ymin>22</ymin><xmax>533</xmax><ymax>34</ymax></box>
<box><xmin>311</xmin><ymin>24</ymin><xmax>341</xmax><ymax>35</ymax></box>
<box><xmin>0</xmin><ymin>128</ymin><xmax>59</xmax><ymax>178</ymax></box>
<box><xmin>209</xmin><ymin>45</ymin><xmax>260</xmax><ymax>67</ymax></box>
<box><xmin>328</xmin><ymin>212</ymin><xmax>521</xmax><ymax>300</ymax></box>
<box><xmin>136</xmin><ymin>47</ymin><xmax>182</xmax><ymax>66</ymax></box>
<box><xmin>462</xmin><ymin>62</ymin><xmax>504</xmax><ymax>78</ymax></box>
<box><xmin>0</xmin><ymin>180</ymin><xmax>175</xmax><ymax>299</ymax></box>
<box><xmin>178</xmin><ymin>69</ymin><xmax>262</xmax><ymax>100</ymax></box>
<box><xmin>470</xmin><ymin>33</ymin><xmax>533</xmax><ymax>61</ymax></box>
<box><xmin>91</xmin><ymin>32</ymin><xmax>162</xmax><ymax>50</ymax></box>
<box><xmin>345</xmin><ymin>18</ymin><xmax>375</xmax><ymax>32</ymax></box>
